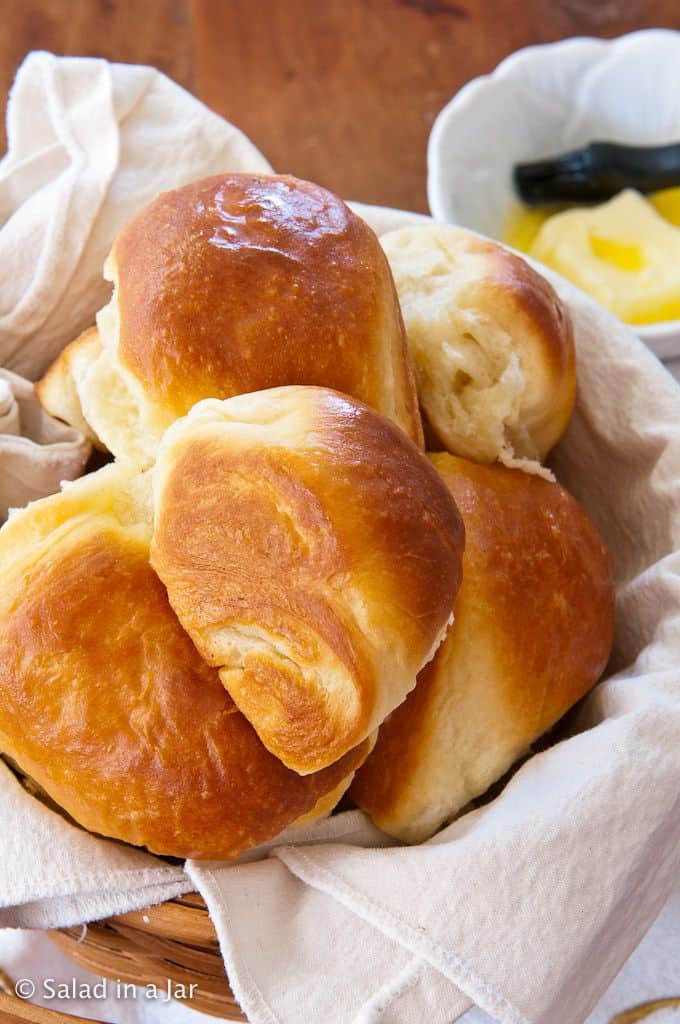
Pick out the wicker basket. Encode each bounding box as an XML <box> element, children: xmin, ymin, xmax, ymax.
<box><xmin>0</xmin><ymin>893</ymin><xmax>246</xmax><ymax>1023</ymax></box>
<box><xmin>1</xmin><ymin>901</ymin><xmax>678</xmax><ymax>1024</ymax></box>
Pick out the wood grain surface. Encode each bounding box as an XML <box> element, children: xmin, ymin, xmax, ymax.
<box><xmin>0</xmin><ymin>0</ymin><xmax>679</xmax><ymax>210</ymax></box>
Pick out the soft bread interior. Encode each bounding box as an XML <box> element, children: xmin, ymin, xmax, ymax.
<box><xmin>35</xmin><ymin>327</ymin><xmax>105</xmax><ymax>448</ymax></box>
<box><xmin>414</xmin><ymin>300</ymin><xmax>528</xmax><ymax>465</ymax></box>
<box><xmin>368</xmin><ymin>619</ymin><xmax>530</xmax><ymax>844</ymax></box>
<box><xmin>382</xmin><ymin>230</ymin><xmax>526</xmax><ymax>464</ymax></box>
<box><xmin>82</xmin><ymin>272</ymin><xmax>176</xmax><ymax>468</ymax></box>
<box><xmin>1</xmin><ymin>461</ymin><xmax>152</xmax><ymax>574</ymax></box>
<box><xmin>381</xmin><ymin>226</ymin><xmax>575</xmax><ymax>478</ymax></box>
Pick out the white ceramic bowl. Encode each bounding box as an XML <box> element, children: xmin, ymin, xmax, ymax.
<box><xmin>426</xmin><ymin>29</ymin><xmax>680</xmax><ymax>360</ymax></box>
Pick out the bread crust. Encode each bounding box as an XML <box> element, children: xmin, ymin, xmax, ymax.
<box><xmin>351</xmin><ymin>454</ymin><xmax>615</xmax><ymax>842</ymax></box>
<box><xmin>151</xmin><ymin>387</ymin><xmax>464</xmax><ymax>775</ymax></box>
<box><xmin>0</xmin><ymin>464</ymin><xmax>367</xmax><ymax>859</ymax></box>
<box><xmin>76</xmin><ymin>173</ymin><xmax>423</xmax><ymax>466</ymax></box>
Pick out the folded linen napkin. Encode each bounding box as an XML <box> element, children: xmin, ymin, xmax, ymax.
<box><xmin>0</xmin><ymin>50</ymin><xmax>272</xmax><ymax>378</ymax></box>
<box><xmin>0</xmin><ymin>378</ymin><xmax>19</xmax><ymax>433</ymax></box>
<box><xmin>3</xmin><ymin>887</ymin><xmax>678</xmax><ymax>1023</ymax></box>
<box><xmin>0</xmin><ymin>367</ymin><xmax>90</xmax><ymax>519</ymax></box>
<box><xmin>0</xmin><ymin>53</ymin><xmax>679</xmax><ymax>1024</ymax></box>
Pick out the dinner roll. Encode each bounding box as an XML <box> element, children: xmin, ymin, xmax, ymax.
<box><xmin>35</xmin><ymin>326</ymin><xmax>104</xmax><ymax>447</ymax></box>
<box><xmin>381</xmin><ymin>225</ymin><xmax>576</xmax><ymax>470</ymax></box>
<box><xmin>351</xmin><ymin>453</ymin><xmax>614</xmax><ymax>843</ymax></box>
<box><xmin>40</xmin><ymin>173</ymin><xmax>423</xmax><ymax>466</ymax></box>
<box><xmin>0</xmin><ymin>463</ymin><xmax>368</xmax><ymax>859</ymax></box>
<box><xmin>151</xmin><ymin>386</ymin><xmax>465</xmax><ymax>776</ymax></box>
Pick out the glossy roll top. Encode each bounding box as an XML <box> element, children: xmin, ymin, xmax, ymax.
<box><xmin>38</xmin><ymin>173</ymin><xmax>424</xmax><ymax>466</ymax></box>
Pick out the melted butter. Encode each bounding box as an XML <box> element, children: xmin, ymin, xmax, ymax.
<box><xmin>588</xmin><ymin>234</ymin><xmax>646</xmax><ymax>272</ymax></box>
<box><xmin>503</xmin><ymin>204</ymin><xmax>558</xmax><ymax>252</ymax></box>
<box><xmin>504</xmin><ymin>188</ymin><xmax>680</xmax><ymax>324</ymax></box>
<box><xmin>650</xmin><ymin>185</ymin><xmax>680</xmax><ymax>227</ymax></box>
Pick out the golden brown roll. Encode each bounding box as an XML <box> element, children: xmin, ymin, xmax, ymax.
<box><xmin>151</xmin><ymin>386</ymin><xmax>465</xmax><ymax>776</ymax></box>
<box><xmin>39</xmin><ymin>173</ymin><xmax>423</xmax><ymax>466</ymax></box>
<box><xmin>0</xmin><ymin>463</ymin><xmax>368</xmax><ymax>859</ymax></box>
<box><xmin>351</xmin><ymin>453</ymin><xmax>615</xmax><ymax>843</ymax></box>
<box><xmin>381</xmin><ymin>225</ymin><xmax>576</xmax><ymax>470</ymax></box>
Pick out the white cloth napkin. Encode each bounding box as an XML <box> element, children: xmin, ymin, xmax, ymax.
<box><xmin>0</xmin><ymin>50</ymin><xmax>272</xmax><ymax>378</ymax></box>
<box><xmin>465</xmin><ymin>891</ymin><xmax>680</xmax><ymax>1024</ymax></box>
<box><xmin>0</xmin><ymin>367</ymin><xmax>90</xmax><ymax>519</ymax></box>
<box><xmin>3</xmin><ymin>887</ymin><xmax>678</xmax><ymax>1023</ymax></box>
<box><xmin>0</xmin><ymin>53</ymin><xmax>679</xmax><ymax>1024</ymax></box>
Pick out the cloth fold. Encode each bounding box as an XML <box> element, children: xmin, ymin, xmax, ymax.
<box><xmin>0</xmin><ymin>761</ymin><xmax>191</xmax><ymax>930</ymax></box>
<box><xmin>0</xmin><ymin>50</ymin><xmax>272</xmax><ymax>378</ymax></box>
<box><xmin>0</xmin><ymin>367</ymin><xmax>90</xmax><ymax>519</ymax></box>
<box><xmin>0</xmin><ymin>53</ymin><xmax>679</xmax><ymax>1024</ymax></box>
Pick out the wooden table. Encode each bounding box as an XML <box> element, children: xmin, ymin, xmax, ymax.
<box><xmin>1</xmin><ymin>0</ymin><xmax>679</xmax><ymax>212</ymax></box>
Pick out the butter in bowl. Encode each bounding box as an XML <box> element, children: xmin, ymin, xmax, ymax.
<box><xmin>427</xmin><ymin>29</ymin><xmax>680</xmax><ymax>364</ymax></box>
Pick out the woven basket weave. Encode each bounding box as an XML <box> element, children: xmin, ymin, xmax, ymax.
<box><xmin>2</xmin><ymin>921</ymin><xmax>679</xmax><ymax>1024</ymax></box>
<box><xmin>0</xmin><ymin>893</ymin><xmax>246</xmax><ymax>1023</ymax></box>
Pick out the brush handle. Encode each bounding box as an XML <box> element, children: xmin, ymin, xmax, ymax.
<box><xmin>514</xmin><ymin>142</ymin><xmax>680</xmax><ymax>204</ymax></box>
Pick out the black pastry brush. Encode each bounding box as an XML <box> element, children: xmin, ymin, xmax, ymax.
<box><xmin>514</xmin><ymin>141</ymin><xmax>680</xmax><ymax>205</ymax></box>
